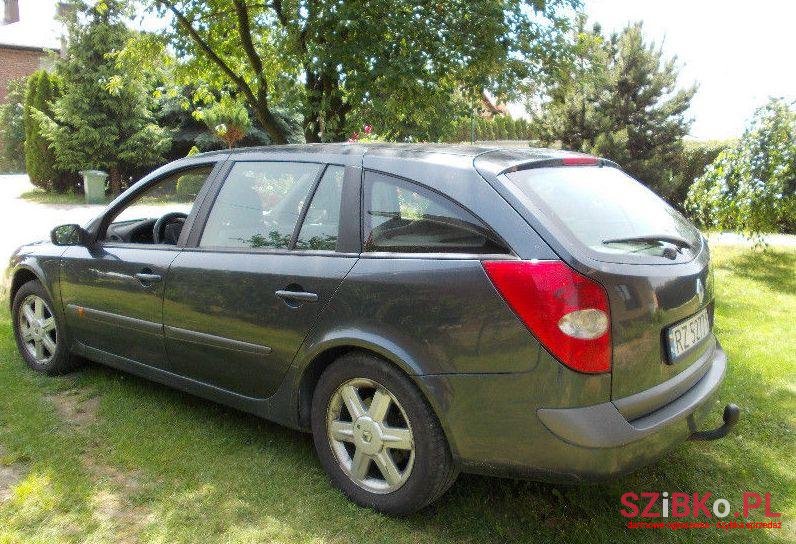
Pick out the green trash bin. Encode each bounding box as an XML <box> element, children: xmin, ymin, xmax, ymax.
<box><xmin>80</xmin><ymin>170</ymin><xmax>108</xmax><ymax>204</ymax></box>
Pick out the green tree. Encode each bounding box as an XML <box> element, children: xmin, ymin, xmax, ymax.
<box><xmin>669</xmin><ymin>139</ymin><xmax>733</xmax><ymax>212</ymax></box>
<box><xmin>504</xmin><ymin>117</ymin><xmax>517</xmax><ymax>140</ymax></box>
<box><xmin>475</xmin><ymin>117</ymin><xmax>490</xmax><ymax>141</ymax></box>
<box><xmin>194</xmin><ymin>95</ymin><xmax>251</xmax><ymax>149</ymax></box>
<box><xmin>0</xmin><ymin>77</ymin><xmax>27</xmax><ymax>173</ymax></box>
<box><xmin>36</xmin><ymin>0</ymin><xmax>170</xmax><ymax>194</ymax></box>
<box><xmin>536</xmin><ymin>20</ymin><xmax>696</xmax><ymax>200</ymax></box>
<box><xmin>23</xmin><ymin>70</ymin><xmax>62</xmax><ymax>190</ymax></box>
<box><xmin>146</xmin><ymin>0</ymin><xmax>577</xmax><ymax>143</ymax></box>
<box><xmin>686</xmin><ymin>98</ymin><xmax>795</xmax><ymax>237</ymax></box>
<box><xmin>518</xmin><ymin>118</ymin><xmax>535</xmax><ymax>140</ymax></box>
<box><xmin>447</xmin><ymin>115</ymin><xmax>533</xmax><ymax>143</ymax></box>
<box><xmin>494</xmin><ymin>116</ymin><xmax>508</xmax><ymax>139</ymax></box>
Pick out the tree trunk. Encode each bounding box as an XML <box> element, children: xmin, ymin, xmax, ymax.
<box><xmin>303</xmin><ymin>68</ymin><xmax>322</xmax><ymax>142</ymax></box>
<box><xmin>302</xmin><ymin>69</ymin><xmax>350</xmax><ymax>143</ymax></box>
<box><xmin>254</xmin><ymin>106</ymin><xmax>289</xmax><ymax>144</ymax></box>
<box><xmin>109</xmin><ymin>165</ymin><xmax>122</xmax><ymax>195</ymax></box>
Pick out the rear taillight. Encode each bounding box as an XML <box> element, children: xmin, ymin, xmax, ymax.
<box><xmin>482</xmin><ymin>260</ymin><xmax>611</xmax><ymax>373</ymax></box>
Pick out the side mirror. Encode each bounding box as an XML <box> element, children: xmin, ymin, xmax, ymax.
<box><xmin>51</xmin><ymin>224</ymin><xmax>91</xmax><ymax>246</ymax></box>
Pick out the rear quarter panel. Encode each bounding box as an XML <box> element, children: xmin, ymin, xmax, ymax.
<box><xmin>294</xmin><ymin>257</ymin><xmax>542</xmax><ymax>376</ymax></box>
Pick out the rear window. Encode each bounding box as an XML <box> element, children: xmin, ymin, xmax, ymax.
<box><xmin>503</xmin><ymin>166</ymin><xmax>701</xmax><ymax>262</ymax></box>
<box><xmin>363</xmin><ymin>172</ymin><xmax>509</xmax><ymax>254</ymax></box>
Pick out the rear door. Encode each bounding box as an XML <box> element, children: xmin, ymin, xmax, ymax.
<box><xmin>162</xmin><ymin>161</ymin><xmax>359</xmax><ymax>399</ymax></box>
<box><xmin>498</xmin><ymin>165</ymin><xmax>714</xmax><ymax>401</ymax></box>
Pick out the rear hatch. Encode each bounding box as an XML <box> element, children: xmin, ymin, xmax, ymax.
<box><xmin>498</xmin><ymin>163</ymin><xmax>715</xmax><ymax>401</ymax></box>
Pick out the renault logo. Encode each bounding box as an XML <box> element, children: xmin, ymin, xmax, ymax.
<box><xmin>696</xmin><ymin>278</ymin><xmax>705</xmax><ymax>304</ymax></box>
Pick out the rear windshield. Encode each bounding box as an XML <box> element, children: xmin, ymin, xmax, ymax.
<box><xmin>503</xmin><ymin>166</ymin><xmax>702</xmax><ymax>261</ymax></box>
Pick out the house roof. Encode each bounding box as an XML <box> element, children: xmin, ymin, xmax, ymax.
<box><xmin>0</xmin><ymin>0</ymin><xmax>61</xmax><ymax>51</ymax></box>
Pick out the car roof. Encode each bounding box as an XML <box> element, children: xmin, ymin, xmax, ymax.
<box><xmin>189</xmin><ymin>143</ymin><xmax>597</xmax><ymax>175</ymax></box>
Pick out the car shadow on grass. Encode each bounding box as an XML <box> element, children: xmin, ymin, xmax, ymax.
<box><xmin>59</xmin><ymin>360</ymin><xmax>791</xmax><ymax>544</ymax></box>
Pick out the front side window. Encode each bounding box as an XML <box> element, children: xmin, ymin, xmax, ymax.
<box><xmin>362</xmin><ymin>172</ymin><xmax>508</xmax><ymax>254</ymax></box>
<box><xmin>103</xmin><ymin>164</ymin><xmax>213</xmax><ymax>245</ymax></box>
<box><xmin>200</xmin><ymin>161</ymin><xmax>323</xmax><ymax>249</ymax></box>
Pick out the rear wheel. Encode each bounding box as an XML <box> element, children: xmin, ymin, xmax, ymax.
<box><xmin>311</xmin><ymin>352</ymin><xmax>457</xmax><ymax>514</ymax></box>
<box><xmin>12</xmin><ymin>280</ymin><xmax>79</xmax><ymax>375</ymax></box>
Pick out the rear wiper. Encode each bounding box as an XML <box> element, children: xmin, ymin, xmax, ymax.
<box><xmin>602</xmin><ymin>234</ymin><xmax>692</xmax><ymax>249</ymax></box>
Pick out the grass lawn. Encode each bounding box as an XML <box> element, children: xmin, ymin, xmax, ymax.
<box><xmin>20</xmin><ymin>189</ymin><xmax>110</xmax><ymax>205</ymax></box>
<box><xmin>0</xmin><ymin>245</ymin><xmax>793</xmax><ymax>543</ymax></box>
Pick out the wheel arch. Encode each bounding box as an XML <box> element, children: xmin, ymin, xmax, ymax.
<box><xmin>9</xmin><ymin>266</ymin><xmax>45</xmax><ymax>310</ymax></box>
<box><xmin>293</xmin><ymin>339</ymin><xmax>460</xmax><ymax>459</ymax></box>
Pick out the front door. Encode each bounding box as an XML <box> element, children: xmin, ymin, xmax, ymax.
<box><xmin>163</xmin><ymin>162</ymin><xmax>358</xmax><ymax>399</ymax></box>
<box><xmin>60</xmin><ymin>163</ymin><xmax>217</xmax><ymax>369</ymax></box>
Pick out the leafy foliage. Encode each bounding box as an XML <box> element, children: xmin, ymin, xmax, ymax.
<box><xmin>668</xmin><ymin>139</ymin><xmax>734</xmax><ymax>212</ymax></box>
<box><xmin>156</xmin><ymin>93</ymin><xmax>295</xmax><ymax>161</ymax></box>
<box><xmin>175</xmin><ymin>170</ymin><xmax>207</xmax><ymax>197</ymax></box>
<box><xmin>535</xmin><ymin>20</ymin><xmax>696</xmax><ymax>200</ymax></box>
<box><xmin>142</xmin><ymin>0</ymin><xmax>577</xmax><ymax>144</ymax></box>
<box><xmin>23</xmin><ymin>71</ymin><xmax>63</xmax><ymax>190</ymax></box>
<box><xmin>686</xmin><ymin>98</ymin><xmax>796</xmax><ymax>237</ymax></box>
<box><xmin>194</xmin><ymin>95</ymin><xmax>251</xmax><ymax>149</ymax></box>
<box><xmin>0</xmin><ymin>78</ymin><xmax>27</xmax><ymax>173</ymax></box>
<box><xmin>35</xmin><ymin>0</ymin><xmax>171</xmax><ymax>193</ymax></box>
<box><xmin>445</xmin><ymin>115</ymin><xmax>537</xmax><ymax>143</ymax></box>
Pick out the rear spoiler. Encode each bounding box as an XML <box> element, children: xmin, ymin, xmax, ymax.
<box><xmin>472</xmin><ymin>148</ymin><xmax>620</xmax><ymax>179</ymax></box>
<box><xmin>498</xmin><ymin>156</ymin><xmax>620</xmax><ymax>176</ymax></box>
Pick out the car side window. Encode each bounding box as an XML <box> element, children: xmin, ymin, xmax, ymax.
<box><xmin>295</xmin><ymin>165</ymin><xmax>345</xmax><ymax>251</ymax></box>
<box><xmin>200</xmin><ymin>161</ymin><xmax>323</xmax><ymax>249</ymax></box>
<box><xmin>103</xmin><ymin>164</ymin><xmax>214</xmax><ymax>245</ymax></box>
<box><xmin>362</xmin><ymin>172</ymin><xmax>509</xmax><ymax>254</ymax></box>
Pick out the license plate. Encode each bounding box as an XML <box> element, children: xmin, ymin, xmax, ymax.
<box><xmin>666</xmin><ymin>308</ymin><xmax>710</xmax><ymax>362</ymax></box>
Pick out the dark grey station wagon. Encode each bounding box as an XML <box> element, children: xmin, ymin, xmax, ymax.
<box><xmin>6</xmin><ymin>144</ymin><xmax>738</xmax><ymax>514</ymax></box>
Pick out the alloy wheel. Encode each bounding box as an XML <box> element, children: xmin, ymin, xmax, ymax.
<box><xmin>17</xmin><ymin>294</ymin><xmax>57</xmax><ymax>364</ymax></box>
<box><xmin>326</xmin><ymin>378</ymin><xmax>415</xmax><ymax>494</ymax></box>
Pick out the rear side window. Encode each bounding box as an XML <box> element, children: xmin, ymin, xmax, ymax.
<box><xmin>295</xmin><ymin>165</ymin><xmax>345</xmax><ymax>251</ymax></box>
<box><xmin>363</xmin><ymin>172</ymin><xmax>508</xmax><ymax>254</ymax></box>
<box><xmin>503</xmin><ymin>166</ymin><xmax>702</xmax><ymax>261</ymax></box>
<box><xmin>200</xmin><ymin>161</ymin><xmax>322</xmax><ymax>249</ymax></box>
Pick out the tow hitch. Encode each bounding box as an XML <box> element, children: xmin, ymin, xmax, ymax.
<box><xmin>689</xmin><ymin>404</ymin><xmax>740</xmax><ymax>441</ymax></box>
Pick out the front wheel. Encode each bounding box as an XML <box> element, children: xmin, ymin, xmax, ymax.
<box><xmin>311</xmin><ymin>352</ymin><xmax>457</xmax><ymax>514</ymax></box>
<box><xmin>12</xmin><ymin>280</ymin><xmax>79</xmax><ymax>375</ymax></box>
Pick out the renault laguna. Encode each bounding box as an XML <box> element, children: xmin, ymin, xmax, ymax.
<box><xmin>6</xmin><ymin>144</ymin><xmax>738</xmax><ymax>514</ymax></box>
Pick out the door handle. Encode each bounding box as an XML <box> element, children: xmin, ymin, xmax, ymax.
<box><xmin>135</xmin><ymin>272</ymin><xmax>162</xmax><ymax>284</ymax></box>
<box><xmin>275</xmin><ymin>290</ymin><xmax>318</xmax><ymax>303</ymax></box>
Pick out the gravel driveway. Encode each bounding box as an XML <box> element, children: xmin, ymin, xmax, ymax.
<box><xmin>0</xmin><ymin>175</ymin><xmax>106</xmax><ymax>268</ymax></box>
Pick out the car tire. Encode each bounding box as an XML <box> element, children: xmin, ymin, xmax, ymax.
<box><xmin>12</xmin><ymin>280</ymin><xmax>80</xmax><ymax>375</ymax></box>
<box><xmin>311</xmin><ymin>351</ymin><xmax>458</xmax><ymax>515</ymax></box>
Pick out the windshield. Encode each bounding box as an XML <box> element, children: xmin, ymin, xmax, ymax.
<box><xmin>503</xmin><ymin>166</ymin><xmax>702</xmax><ymax>261</ymax></box>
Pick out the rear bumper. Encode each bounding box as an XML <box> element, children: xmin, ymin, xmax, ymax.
<box><xmin>418</xmin><ymin>343</ymin><xmax>729</xmax><ymax>482</ymax></box>
<box><xmin>537</xmin><ymin>347</ymin><xmax>726</xmax><ymax>449</ymax></box>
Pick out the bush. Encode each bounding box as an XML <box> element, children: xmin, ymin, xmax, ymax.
<box><xmin>23</xmin><ymin>70</ymin><xmax>64</xmax><ymax>191</ymax></box>
<box><xmin>193</xmin><ymin>95</ymin><xmax>251</xmax><ymax>149</ymax></box>
<box><xmin>175</xmin><ymin>172</ymin><xmax>206</xmax><ymax>199</ymax></box>
<box><xmin>669</xmin><ymin>139</ymin><xmax>734</xmax><ymax>211</ymax></box>
<box><xmin>0</xmin><ymin>77</ymin><xmax>27</xmax><ymax>173</ymax></box>
<box><xmin>686</xmin><ymin>98</ymin><xmax>795</xmax><ymax>237</ymax></box>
